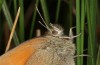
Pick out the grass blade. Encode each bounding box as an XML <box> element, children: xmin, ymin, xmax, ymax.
<box><xmin>55</xmin><ymin>0</ymin><xmax>61</xmax><ymax>23</ymax></box>
<box><xmin>76</xmin><ymin>0</ymin><xmax>81</xmax><ymax>65</ymax></box>
<box><xmin>13</xmin><ymin>0</ymin><xmax>17</xmax><ymax>16</ymax></box>
<box><xmin>86</xmin><ymin>0</ymin><xmax>96</xmax><ymax>65</ymax></box>
<box><xmin>29</xmin><ymin>0</ymin><xmax>39</xmax><ymax>38</ymax></box>
<box><xmin>18</xmin><ymin>0</ymin><xmax>24</xmax><ymax>42</ymax></box>
<box><xmin>96</xmin><ymin>45</ymin><xmax>100</xmax><ymax>65</ymax></box>
<box><xmin>80</xmin><ymin>0</ymin><xmax>85</xmax><ymax>65</ymax></box>
<box><xmin>40</xmin><ymin>0</ymin><xmax>50</xmax><ymax>25</ymax></box>
<box><xmin>5</xmin><ymin>7</ymin><xmax>20</xmax><ymax>52</ymax></box>
<box><xmin>2</xmin><ymin>0</ymin><xmax>19</xmax><ymax>45</ymax></box>
<box><xmin>0</xmin><ymin>0</ymin><xmax>3</xmax><ymax>11</ymax></box>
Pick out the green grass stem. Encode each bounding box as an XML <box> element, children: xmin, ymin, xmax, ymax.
<box><xmin>96</xmin><ymin>45</ymin><xmax>100</xmax><ymax>65</ymax></box>
<box><xmin>13</xmin><ymin>0</ymin><xmax>17</xmax><ymax>16</ymax></box>
<box><xmin>2</xmin><ymin>0</ymin><xmax>19</xmax><ymax>45</ymax></box>
<box><xmin>0</xmin><ymin>0</ymin><xmax>3</xmax><ymax>11</ymax></box>
<box><xmin>55</xmin><ymin>0</ymin><xmax>61</xmax><ymax>23</ymax></box>
<box><xmin>18</xmin><ymin>0</ymin><xmax>25</xmax><ymax>42</ymax></box>
<box><xmin>40</xmin><ymin>0</ymin><xmax>50</xmax><ymax>25</ymax></box>
<box><xmin>86</xmin><ymin>0</ymin><xmax>96</xmax><ymax>65</ymax></box>
<box><xmin>76</xmin><ymin>0</ymin><xmax>82</xmax><ymax>65</ymax></box>
<box><xmin>29</xmin><ymin>0</ymin><xmax>39</xmax><ymax>38</ymax></box>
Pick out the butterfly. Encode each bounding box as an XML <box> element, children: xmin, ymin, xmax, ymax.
<box><xmin>0</xmin><ymin>7</ymin><xmax>79</xmax><ymax>65</ymax></box>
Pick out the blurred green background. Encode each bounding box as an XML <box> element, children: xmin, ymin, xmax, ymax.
<box><xmin>0</xmin><ymin>0</ymin><xmax>100</xmax><ymax>65</ymax></box>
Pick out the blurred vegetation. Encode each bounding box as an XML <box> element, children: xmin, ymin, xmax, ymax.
<box><xmin>0</xmin><ymin>0</ymin><xmax>99</xmax><ymax>65</ymax></box>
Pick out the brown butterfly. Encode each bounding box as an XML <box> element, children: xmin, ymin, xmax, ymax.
<box><xmin>0</xmin><ymin>7</ymin><xmax>79</xmax><ymax>65</ymax></box>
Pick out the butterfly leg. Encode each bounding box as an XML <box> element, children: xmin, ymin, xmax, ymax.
<box><xmin>59</xmin><ymin>27</ymin><xmax>81</xmax><ymax>39</ymax></box>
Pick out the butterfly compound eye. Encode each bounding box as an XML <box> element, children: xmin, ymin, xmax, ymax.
<box><xmin>49</xmin><ymin>24</ymin><xmax>64</xmax><ymax>36</ymax></box>
<box><xmin>52</xmin><ymin>30</ymin><xmax>58</xmax><ymax>35</ymax></box>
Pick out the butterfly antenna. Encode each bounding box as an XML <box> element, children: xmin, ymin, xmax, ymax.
<box><xmin>36</xmin><ymin>6</ymin><xmax>51</xmax><ymax>32</ymax></box>
<box><xmin>38</xmin><ymin>21</ymin><xmax>48</xmax><ymax>29</ymax></box>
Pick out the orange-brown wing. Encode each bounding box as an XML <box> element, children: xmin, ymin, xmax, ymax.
<box><xmin>0</xmin><ymin>37</ymin><xmax>48</xmax><ymax>65</ymax></box>
<box><xmin>25</xmin><ymin>48</ymin><xmax>53</xmax><ymax>65</ymax></box>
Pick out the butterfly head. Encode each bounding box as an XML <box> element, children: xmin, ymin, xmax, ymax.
<box><xmin>47</xmin><ymin>23</ymin><xmax>64</xmax><ymax>37</ymax></box>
